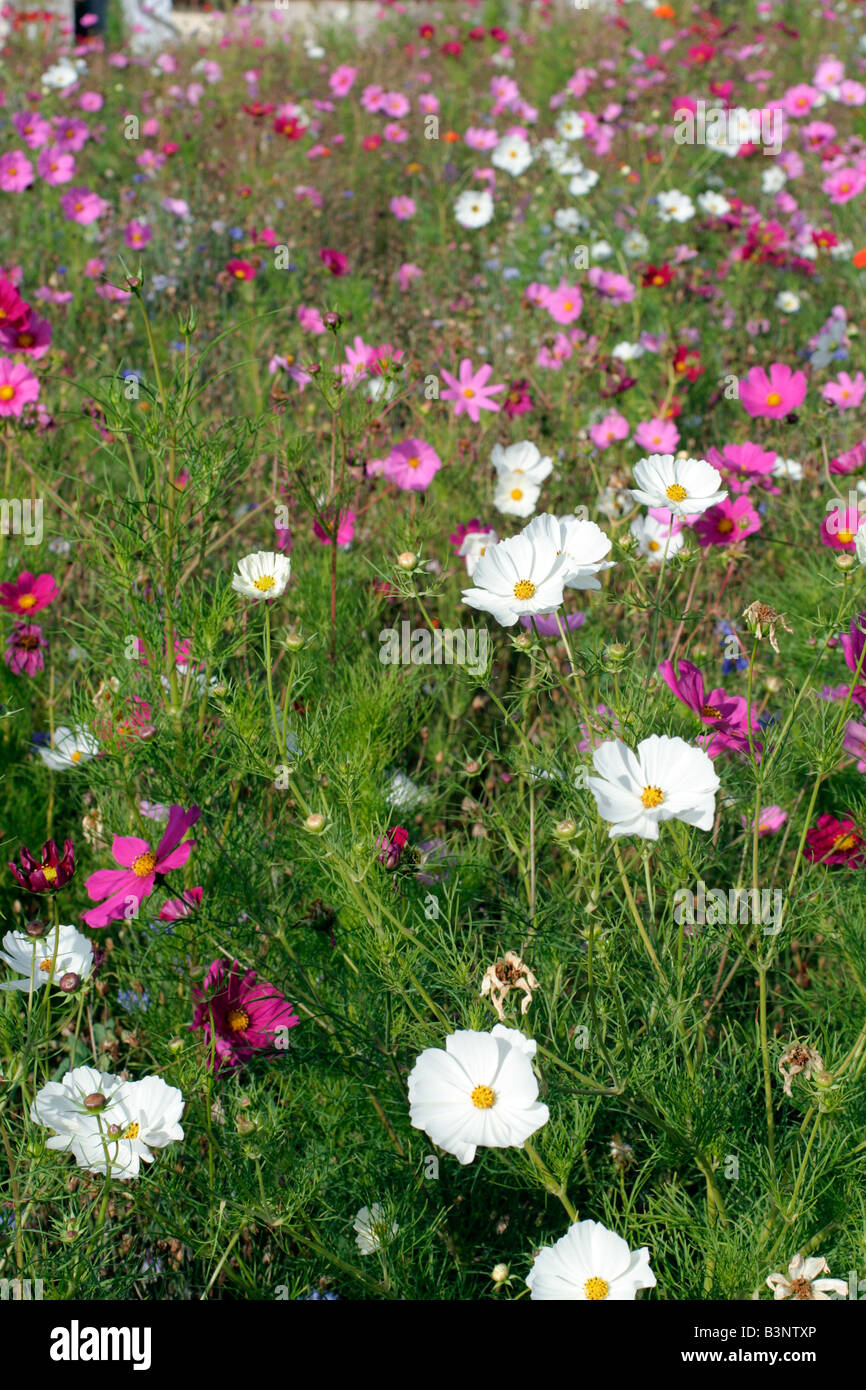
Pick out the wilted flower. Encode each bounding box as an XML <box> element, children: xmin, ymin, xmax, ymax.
<box><xmin>480</xmin><ymin>952</ymin><xmax>539</xmax><ymax>1021</ymax></box>
<box><xmin>742</xmin><ymin>601</ymin><xmax>793</xmax><ymax>654</ymax></box>
<box><xmin>353</xmin><ymin>1203</ymin><xmax>398</xmax><ymax>1254</ymax></box>
<box><xmin>778</xmin><ymin>1041</ymin><xmax>827</xmax><ymax>1097</ymax></box>
<box><xmin>766</xmin><ymin>1253</ymin><xmax>847</xmax><ymax>1301</ymax></box>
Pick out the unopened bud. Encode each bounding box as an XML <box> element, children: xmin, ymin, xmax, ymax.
<box><xmin>835</xmin><ymin>553</ymin><xmax>856</xmax><ymax>572</ymax></box>
<box><xmin>491</xmin><ymin>1263</ymin><xmax>509</xmax><ymax>1284</ymax></box>
<box><xmin>83</xmin><ymin>1093</ymin><xmax>107</xmax><ymax>1111</ymax></box>
<box><xmin>304</xmin><ymin>812</ymin><xmax>326</xmax><ymax>833</ymax></box>
<box><xmin>554</xmin><ymin>819</ymin><xmax>577</xmax><ymax>841</ymax></box>
<box><xmin>58</xmin><ymin>972</ymin><xmax>80</xmax><ymax>992</ymax></box>
<box><xmin>397</xmin><ymin>551</ymin><xmax>417</xmax><ymax>570</ymax></box>
<box><xmin>285</xmin><ymin>632</ymin><xmax>304</xmax><ymax>651</ymax></box>
<box><xmin>513</xmin><ymin>632</ymin><xmax>532</xmax><ymax>650</ymax></box>
<box><xmin>24</xmin><ymin>920</ymin><xmax>47</xmax><ymax>938</ymax></box>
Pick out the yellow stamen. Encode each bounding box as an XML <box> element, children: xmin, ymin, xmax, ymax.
<box><xmin>253</xmin><ymin>575</ymin><xmax>275</xmax><ymax>591</ymax></box>
<box><xmin>227</xmin><ymin>1007</ymin><xmax>250</xmax><ymax>1033</ymax></box>
<box><xmin>513</xmin><ymin>579</ymin><xmax>536</xmax><ymax>600</ymax></box>
<box><xmin>665</xmin><ymin>483</ymin><xmax>688</xmax><ymax>502</ymax></box>
<box><xmin>471</xmin><ymin>1084</ymin><xmax>495</xmax><ymax>1109</ymax></box>
<box><xmin>584</xmin><ymin>1276</ymin><xmax>609</xmax><ymax>1300</ymax></box>
<box><xmin>132</xmin><ymin>852</ymin><xmax>157</xmax><ymax>877</ymax></box>
<box><xmin>641</xmin><ymin>785</ymin><xmax>664</xmax><ymax>808</ymax></box>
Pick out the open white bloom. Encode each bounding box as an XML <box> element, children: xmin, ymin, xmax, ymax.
<box><xmin>0</xmin><ymin>924</ymin><xmax>93</xmax><ymax>994</ymax></box>
<box><xmin>775</xmin><ymin>291</ymin><xmax>800</xmax><ymax>314</ymax></box>
<box><xmin>569</xmin><ymin>168</ymin><xmax>599</xmax><ymax>196</ymax></box>
<box><xmin>491</xmin><ymin>440</ymin><xmax>552</xmax><ymax>485</ymax></box>
<box><xmin>587</xmin><ymin>735</ymin><xmax>720</xmax><ymax>841</ymax></box>
<box><xmin>656</xmin><ymin>189</ymin><xmax>695</xmax><ymax>223</ymax></box>
<box><xmin>772</xmin><ymin>456</ymin><xmax>803</xmax><ymax>481</ymax></box>
<box><xmin>462</xmin><ymin>513</ymin><xmax>570</xmax><ymax>626</ymax></box>
<box><xmin>494</xmin><ymin>472</ymin><xmax>541</xmax><ymax>518</ymax></box>
<box><xmin>622</xmin><ymin>229</ymin><xmax>649</xmax><ymax>258</ymax></box>
<box><xmin>856</xmin><ymin>517</ymin><xmax>866</xmax><ymax>567</ymax></box>
<box><xmin>454</xmin><ymin>189</ymin><xmax>494</xmax><ymax>229</ymax></box>
<box><xmin>38</xmin><ymin>725</ymin><xmax>99</xmax><ymax>770</ymax></box>
<box><xmin>766</xmin><ymin>1253</ymin><xmax>848</xmax><ymax>1301</ymax></box>
<box><xmin>41</xmin><ymin>58</ymin><xmax>81</xmax><ymax>90</ymax></box>
<box><xmin>408</xmin><ymin>1024</ymin><xmax>549</xmax><ymax>1165</ymax></box>
<box><xmin>630</xmin><ymin>514</ymin><xmax>685</xmax><ymax>564</ymax></box>
<box><xmin>762</xmin><ymin>165</ymin><xmax>787</xmax><ymax>194</ymax></box>
<box><xmin>557</xmin><ymin>516</ymin><xmax>615</xmax><ymax>590</ymax></box>
<box><xmin>232</xmin><ymin>550</ymin><xmax>291</xmax><ymax>600</ymax></box>
<box><xmin>553</xmin><ymin>208</ymin><xmax>587</xmax><ymax>233</ymax></box>
<box><xmin>629</xmin><ymin>454</ymin><xmax>727</xmax><ymax>518</ymax></box>
<box><xmin>555</xmin><ymin>111</ymin><xmax>586</xmax><ymax>141</ymax></box>
<box><xmin>492</xmin><ymin>133</ymin><xmax>533</xmax><ymax>176</ymax></box>
<box><xmin>611</xmin><ymin>340</ymin><xmax>645</xmax><ymax>361</ymax></box>
<box><xmin>527</xmin><ymin>1219</ymin><xmax>657</xmax><ymax>1301</ymax></box>
<box><xmin>353</xmin><ymin>1203</ymin><xmax>399</xmax><ymax>1255</ymax></box>
<box><xmin>459</xmin><ymin>528</ymin><xmax>498</xmax><ymax>578</ymax></box>
<box><xmin>697</xmin><ymin>190</ymin><xmax>731</xmax><ymax>217</ymax></box>
<box><xmin>31</xmin><ymin>1068</ymin><xmax>184</xmax><ymax>1180</ymax></box>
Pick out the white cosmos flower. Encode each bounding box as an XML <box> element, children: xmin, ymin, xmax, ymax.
<box><xmin>553</xmin><ymin>208</ymin><xmax>587</xmax><ymax>232</ymax></box>
<box><xmin>491</xmin><ymin>440</ymin><xmax>553</xmax><ymax>485</ymax></box>
<box><xmin>492</xmin><ymin>133</ymin><xmax>533</xmax><ymax>176</ymax></box>
<box><xmin>38</xmin><ymin>725</ymin><xmax>99</xmax><ymax>770</ymax></box>
<box><xmin>494</xmin><ymin>472</ymin><xmax>541</xmax><ymax>518</ymax></box>
<box><xmin>629</xmin><ymin>514</ymin><xmax>685</xmax><ymax>564</ymax></box>
<box><xmin>856</xmin><ymin>517</ymin><xmax>866</xmax><ymax>567</ymax></box>
<box><xmin>555</xmin><ymin>110</ymin><xmax>586</xmax><ymax>141</ymax></box>
<box><xmin>629</xmin><ymin>453</ymin><xmax>727</xmax><ymax>518</ymax></box>
<box><xmin>459</xmin><ymin>528</ymin><xmax>499</xmax><ymax>578</ymax></box>
<box><xmin>697</xmin><ymin>190</ymin><xmax>731</xmax><ymax>217</ymax></box>
<box><xmin>454</xmin><ymin>189</ymin><xmax>494</xmax><ymax>229</ymax></box>
<box><xmin>766</xmin><ymin>1253</ymin><xmax>848</xmax><ymax>1301</ymax></box>
<box><xmin>772</xmin><ymin>456</ymin><xmax>802</xmax><ymax>481</ymax></box>
<box><xmin>0</xmin><ymin>924</ymin><xmax>93</xmax><ymax>994</ymax></box>
<box><xmin>775</xmin><ymin>291</ymin><xmax>800</xmax><ymax>313</ymax></box>
<box><xmin>231</xmin><ymin>550</ymin><xmax>292</xmax><ymax>600</ymax></box>
<box><xmin>587</xmin><ymin>734</ymin><xmax>720</xmax><ymax>841</ymax></box>
<box><xmin>656</xmin><ymin>189</ymin><xmax>695</xmax><ymax>223</ymax></box>
<box><xmin>407</xmin><ymin>1024</ymin><xmax>549</xmax><ymax>1165</ymax></box>
<box><xmin>41</xmin><ymin>58</ymin><xmax>81</xmax><ymax>90</ymax></box>
<box><xmin>591</xmin><ymin>240</ymin><xmax>614</xmax><ymax>261</ymax></box>
<box><xmin>353</xmin><ymin>1203</ymin><xmax>399</xmax><ymax>1255</ymax></box>
<box><xmin>611</xmin><ymin>340</ymin><xmax>645</xmax><ymax>361</ymax></box>
<box><xmin>762</xmin><ymin>165</ymin><xmax>787</xmax><ymax>194</ymax></box>
<box><xmin>622</xmin><ymin>229</ymin><xmax>649</xmax><ymax>258</ymax></box>
<box><xmin>462</xmin><ymin>513</ymin><xmax>570</xmax><ymax>626</ymax></box>
<box><xmin>31</xmin><ymin>1069</ymin><xmax>184</xmax><ymax>1180</ymax></box>
<box><xmin>568</xmin><ymin>168</ymin><xmax>599</xmax><ymax>196</ymax></box>
<box><xmin>556</xmin><ymin>154</ymin><xmax>586</xmax><ymax>177</ymax></box>
<box><xmin>526</xmin><ymin>1219</ymin><xmax>657</xmax><ymax>1301</ymax></box>
<box><xmin>557</xmin><ymin>515</ymin><xmax>615</xmax><ymax>589</ymax></box>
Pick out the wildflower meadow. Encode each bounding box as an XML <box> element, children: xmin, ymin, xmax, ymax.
<box><xmin>1</xmin><ymin>0</ymin><xmax>866</xmax><ymax>1339</ymax></box>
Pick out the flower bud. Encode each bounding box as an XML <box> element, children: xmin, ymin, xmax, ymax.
<box><xmin>835</xmin><ymin>553</ymin><xmax>856</xmax><ymax>572</ymax></box>
<box><xmin>284</xmin><ymin>632</ymin><xmax>304</xmax><ymax>651</ymax></box>
<box><xmin>491</xmin><ymin>1263</ymin><xmax>510</xmax><ymax>1284</ymax></box>
<box><xmin>107</xmin><ymin>1124</ymin><xmax>122</xmax><ymax>1139</ymax></box>
<box><xmin>83</xmin><ymin>1093</ymin><xmax>107</xmax><ymax>1111</ymax></box>
<box><xmin>512</xmin><ymin>632</ymin><xmax>532</xmax><ymax>650</ymax></box>
<box><xmin>304</xmin><ymin>812</ymin><xmax>326</xmax><ymax>833</ymax></box>
<box><xmin>58</xmin><ymin>972</ymin><xmax>80</xmax><ymax>993</ymax></box>
<box><xmin>323</xmin><ymin>311</ymin><xmax>342</xmax><ymax>332</ymax></box>
<box><xmin>554</xmin><ymin>819</ymin><xmax>577</xmax><ymax>841</ymax></box>
<box><xmin>24</xmin><ymin>920</ymin><xmax>47</xmax><ymax>938</ymax></box>
<box><xmin>396</xmin><ymin>551</ymin><xmax>417</xmax><ymax>570</ymax></box>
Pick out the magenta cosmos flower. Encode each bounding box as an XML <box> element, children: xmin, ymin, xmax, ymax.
<box><xmin>0</xmin><ymin>151</ymin><xmax>34</xmax><ymax>193</ymax></box>
<box><xmin>5</xmin><ymin>622</ymin><xmax>47</xmax><ymax>676</ymax></box>
<box><xmin>440</xmin><ymin>358</ymin><xmax>505</xmax><ymax>423</ymax></box>
<box><xmin>0</xmin><ymin>358</ymin><xmax>39</xmax><ymax>418</ymax></box>
<box><xmin>383</xmin><ymin>437</ymin><xmax>442</xmax><ymax>491</ymax></box>
<box><xmin>319</xmin><ymin>247</ymin><xmax>349</xmax><ymax>276</ymax></box>
<box><xmin>822</xmin><ymin>371</ymin><xmax>866</xmax><ymax>411</ymax></box>
<box><xmin>821</xmin><ymin>502</ymin><xmax>863</xmax><ymax>551</ymax></box>
<box><xmin>804</xmin><ymin>814</ymin><xmax>866</xmax><ymax>867</ymax></box>
<box><xmin>9</xmin><ymin>837</ymin><xmax>75</xmax><ymax>893</ymax></box>
<box><xmin>0</xmin><ymin>571</ymin><xmax>58</xmax><ymax>617</ymax></box>
<box><xmin>82</xmin><ymin>804</ymin><xmax>200</xmax><ymax>928</ymax></box>
<box><xmin>693</xmin><ymin>496</ymin><xmax>761</xmax><ymax>547</ymax></box>
<box><xmin>707</xmin><ymin>441</ymin><xmax>778</xmax><ymax>495</ymax></box>
<box><xmin>191</xmin><ymin>959</ymin><xmax>299</xmax><ymax>1072</ymax></box>
<box><xmin>738</xmin><ymin>363</ymin><xmax>807</xmax><ymax>419</ymax></box>
<box><xmin>0</xmin><ymin>311</ymin><xmax>52</xmax><ymax>359</ymax></box>
<box><xmin>658</xmin><ymin>657</ymin><xmax>758</xmax><ymax>756</ymax></box>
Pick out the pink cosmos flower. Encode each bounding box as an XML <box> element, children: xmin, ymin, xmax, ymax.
<box><xmin>707</xmin><ymin>441</ymin><xmax>778</xmax><ymax>495</ymax></box>
<box><xmin>741</xmin><ymin>805</ymin><xmax>787</xmax><ymax>835</ymax></box>
<box><xmin>822</xmin><ymin>167</ymin><xmax>866</xmax><ymax>204</ymax></box>
<box><xmin>382</xmin><ymin>91</ymin><xmax>410</xmax><ymax>118</ymax></box>
<box><xmin>159</xmin><ymin>886</ymin><xmax>203</xmax><ymax>921</ymax></box>
<box><xmin>0</xmin><ymin>358</ymin><xmax>39</xmax><ymax>417</ymax></box>
<box><xmin>0</xmin><ymin>277</ymin><xmax>28</xmax><ymax>328</ymax></box>
<box><xmin>225</xmin><ymin>259</ymin><xmax>256</xmax><ymax>281</ymax></box>
<box><xmin>383</xmin><ymin>438</ymin><xmax>442</xmax><ymax>491</ymax></box>
<box><xmin>634</xmin><ymin>417</ymin><xmax>680</xmax><ymax>453</ymax></box>
<box><xmin>0</xmin><ymin>571</ymin><xmax>58</xmax><ymax>616</ymax></box>
<box><xmin>329</xmin><ymin>64</ymin><xmax>358</xmax><ymax>97</ymax></box>
<box><xmin>297</xmin><ymin>304</ymin><xmax>326</xmax><ymax>334</ymax></box>
<box><xmin>545</xmin><ymin>280</ymin><xmax>583</xmax><ymax>324</ymax></box>
<box><xmin>587</xmin><ymin>267</ymin><xmax>636</xmax><ymax>303</ymax></box>
<box><xmin>124</xmin><ymin>220</ymin><xmax>152</xmax><ymax>250</ymax></box>
<box><xmin>830</xmin><ymin>441</ymin><xmax>866</xmax><ymax>475</ymax></box>
<box><xmin>0</xmin><ymin>152</ymin><xmax>34</xmax><ymax>193</ymax></box>
<box><xmin>821</xmin><ymin>502</ymin><xmax>864</xmax><ymax>551</ymax></box>
<box><xmin>397</xmin><ymin>262</ymin><xmax>422</xmax><ymax>292</ymax></box>
<box><xmin>191</xmin><ymin>959</ymin><xmax>299</xmax><ymax>1074</ymax></box>
<box><xmin>319</xmin><ymin>247</ymin><xmax>349</xmax><ymax>276</ymax></box>
<box><xmin>361</xmin><ymin>84</ymin><xmax>387</xmax><ymax>113</ymax></box>
<box><xmin>822</xmin><ymin>372</ymin><xmax>866</xmax><ymax>411</ymax></box>
<box><xmin>840</xmin><ymin>613</ymin><xmax>866</xmax><ymax>711</ymax></box>
<box><xmin>390</xmin><ymin>195</ymin><xmax>416</xmax><ymax>220</ymax></box>
<box><xmin>37</xmin><ymin>147</ymin><xmax>75</xmax><ymax>185</ymax></box>
<box><xmin>589</xmin><ymin>412</ymin><xmax>629</xmax><ymax>449</ymax></box>
<box><xmin>383</xmin><ymin>123</ymin><xmax>409</xmax><ymax>144</ymax></box>
<box><xmin>82</xmin><ymin>805</ymin><xmax>200</xmax><ymax>928</ymax></box>
<box><xmin>693</xmin><ymin>496</ymin><xmax>761</xmax><ymax>547</ymax></box>
<box><xmin>61</xmin><ymin>188</ymin><xmax>109</xmax><ymax>224</ymax></box>
<box><xmin>52</xmin><ymin>118</ymin><xmax>89</xmax><ymax>153</ymax></box>
<box><xmin>0</xmin><ymin>310</ymin><xmax>50</xmax><ymax>358</ymax></box>
<box><xmin>658</xmin><ymin>657</ymin><xmax>759</xmax><ymax>757</ymax></box>
<box><xmin>844</xmin><ymin>720</ymin><xmax>866</xmax><ymax>772</ymax></box>
<box><xmin>79</xmin><ymin>92</ymin><xmax>104</xmax><ymax>112</ymax></box>
<box><xmin>440</xmin><ymin>358</ymin><xmax>505</xmax><ymax>422</ymax></box>
<box><xmin>5</xmin><ymin>622</ymin><xmax>47</xmax><ymax>677</ymax></box>
<box><xmin>12</xmin><ymin>114</ymin><xmax>52</xmax><ymax>149</ymax></box>
<box><xmin>313</xmin><ymin>508</ymin><xmax>356</xmax><ymax>546</ymax></box>
<box><xmin>783</xmin><ymin>84</ymin><xmax>819</xmax><ymax>116</ymax></box>
<box><xmin>738</xmin><ymin>363</ymin><xmax>807</xmax><ymax>418</ymax></box>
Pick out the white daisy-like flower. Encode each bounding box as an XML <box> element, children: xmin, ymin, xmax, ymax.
<box><xmin>41</xmin><ymin>58</ymin><xmax>81</xmax><ymax>90</ymax></box>
<box><xmin>462</xmin><ymin>513</ymin><xmax>570</xmax><ymax>627</ymax></box>
<box><xmin>656</xmin><ymin>189</ymin><xmax>696</xmax><ymax>223</ymax></box>
<box><xmin>494</xmin><ymin>472</ymin><xmax>541</xmax><ymax>518</ymax></box>
<box><xmin>629</xmin><ymin>514</ymin><xmax>685</xmax><ymax>564</ymax></box>
<box><xmin>491</xmin><ymin>440</ymin><xmax>553</xmax><ymax>485</ymax></box>
<box><xmin>556</xmin><ymin>154</ymin><xmax>586</xmax><ymax>177</ymax></box>
<box><xmin>38</xmin><ymin>725</ymin><xmax>99</xmax><ymax>770</ymax></box>
<box><xmin>385</xmin><ymin>770</ymin><xmax>430</xmax><ymax>810</ymax></box>
<box><xmin>766</xmin><ymin>1253</ymin><xmax>848</xmax><ymax>1302</ymax></box>
<box><xmin>231</xmin><ymin>550</ymin><xmax>292</xmax><ymax>600</ymax></box>
<box><xmin>772</xmin><ymin>456</ymin><xmax>802</xmax><ymax>481</ymax></box>
<box><xmin>568</xmin><ymin>168</ymin><xmax>599</xmax><ymax>197</ymax></box>
<box><xmin>587</xmin><ymin>734</ymin><xmax>720</xmax><ymax>841</ymax></box>
<box><xmin>629</xmin><ymin>453</ymin><xmax>727</xmax><ymax>518</ymax></box>
<box><xmin>31</xmin><ymin>1068</ymin><xmax>184</xmax><ymax>1180</ymax></box>
<box><xmin>491</xmin><ymin>133</ymin><xmax>533</xmax><ymax>176</ymax></box>
<box><xmin>856</xmin><ymin>517</ymin><xmax>866</xmax><ymax>567</ymax></box>
<box><xmin>353</xmin><ymin>1203</ymin><xmax>399</xmax><ymax>1255</ymax></box>
<box><xmin>526</xmin><ymin>1219</ymin><xmax>657</xmax><ymax>1301</ymax></box>
<box><xmin>762</xmin><ymin>165</ymin><xmax>787</xmax><ymax>194</ymax></box>
<box><xmin>591</xmin><ymin>240</ymin><xmax>614</xmax><ymax>261</ymax></box>
<box><xmin>553</xmin><ymin>208</ymin><xmax>587</xmax><ymax>232</ymax></box>
<box><xmin>555</xmin><ymin>110</ymin><xmax>586</xmax><ymax>142</ymax></box>
<box><xmin>775</xmin><ymin>291</ymin><xmax>800</xmax><ymax>314</ymax></box>
<box><xmin>611</xmin><ymin>340</ymin><xmax>645</xmax><ymax>361</ymax></box>
<box><xmin>622</xmin><ymin>229</ymin><xmax>649</xmax><ymax>258</ymax></box>
<box><xmin>0</xmin><ymin>924</ymin><xmax>93</xmax><ymax>994</ymax></box>
<box><xmin>454</xmin><ymin>189</ymin><xmax>494</xmax><ymax>229</ymax></box>
<box><xmin>696</xmin><ymin>190</ymin><xmax>731</xmax><ymax>217</ymax></box>
<box><xmin>557</xmin><ymin>515</ymin><xmax>615</xmax><ymax>590</ymax></box>
<box><xmin>407</xmin><ymin>1024</ymin><xmax>549</xmax><ymax>1165</ymax></box>
<box><xmin>458</xmin><ymin>528</ymin><xmax>499</xmax><ymax>579</ymax></box>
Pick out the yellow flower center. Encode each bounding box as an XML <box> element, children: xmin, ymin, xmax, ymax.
<box><xmin>407</xmin><ymin>456</ymin><xmax>421</xmax><ymax>468</ymax></box>
<box><xmin>834</xmin><ymin>833</ymin><xmax>856</xmax><ymax>850</ymax></box>
<box><xmin>766</xmin><ymin>392</ymin><xmax>782</xmax><ymax>407</ymax></box>
<box><xmin>18</xmin><ymin>593</ymin><xmax>37</xmax><ymax>609</ymax></box>
<box><xmin>17</xmin><ymin>333</ymin><xmax>34</xmax><ymax>347</ymax></box>
<box><xmin>42</xmin><ymin>865</ymin><xmax>58</xmax><ymax>883</ymax></box>
<box><xmin>717</xmin><ymin>518</ymin><xmax>734</xmax><ymax>534</ymax></box>
<box><xmin>253</xmin><ymin>575</ymin><xmax>275</xmax><ymax>591</ymax></box>
<box><xmin>227</xmin><ymin>1007</ymin><xmax>250</xmax><ymax>1033</ymax></box>
<box><xmin>838</xmin><ymin>529</ymin><xmax>855</xmax><ymax>544</ymax></box>
<box><xmin>132</xmin><ymin>851</ymin><xmax>157</xmax><ymax>877</ymax></box>
<box><xmin>121</xmin><ymin>1122</ymin><xmax>140</xmax><ymax>1140</ymax></box>
<box><xmin>510</xmin><ymin>488</ymin><xmax>524</xmax><ymax>501</ymax></box>
<box><xmin>701</xmin><ymin>704</ymin><xmax>722</xmax><ymax>719</ymax></box>
<box><xmin>641</xmin><ymin>785</ymin><xmax>664</xmax><ymax>808</ymax></box>
<box><xmin>648</xmin><ymin>539</ymin><xmax>660</xmax><ymax>552</ymax></box>
<box><xmin>471</xmin><ymin>1084</ymin><xmax>495</xmax><ymax>1109</ymax></box>
<box><xmin>39</xmin><ymin>958</ymin><xmax>55</xmax><ymax>973</ymax></box>
<box><xmin>464</xmin><ymin>388</ymin><xmax>475</xmax><ymax>399</ymax></box>
<box><xmin>71</xmin><ymin>750</ymin><xmax>82</xmax><ymax>763</ymax></box>
<box><xmin>0</xmin><ymin>386</ymin><xmax>15</xmax><ymax>401</ymax></box>
<box><xmin>584</xmin><ymin>1275</ymin><xmax>609</xmax><ymax>1300</ymax></box>
<box><xmin>665</xmin><ymin>483</ymin><xmax>688</xmax><ymax>502</ymax></box>
<box><xmin>513</xmin><ymin>579</ymin><xmax>536</xmax><ymax>600</ymax></box>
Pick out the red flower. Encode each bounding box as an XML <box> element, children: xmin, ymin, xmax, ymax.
<box><xmin>642</xmin><ymin>263</ymin><xmax>673</xmax><ymax>288</ymax></box>
<box><xmin>377</xmin><ymin>826</ymin><xmax>409</xmax><ymax>869</ymax></box>
<box><xmin>9</xmin><ymin>838</ymin><xmax>75</xmax><ymax>893</ymax></box>
<box><xmin>672</xmin><ymin>345</ymin><xmax>704</xmax><ymax>382</ymax></box>
<box><xmin>319</xmin><ymin>248</ymin><xmax>349</xmax><ymax>277</ymax></box>
<box><xmin>225</xmin><ymin>259</ymin><xmax>256</xmax><ymax>281</ymax></box>
<box><xmin>805</xmin><ymin>814</ymin><xmax>866</xmax><ymax>867</ymax></box>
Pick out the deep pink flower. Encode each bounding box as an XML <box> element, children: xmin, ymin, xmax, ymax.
<box><xmin>707</xmin><ymin>441</ymin><xmax>779</xmax><ymax>495</ymax></box>
<box><xmin>829</xmin><ymin>440</ymin><xmax>866</xmax><ymax>474</ymax></box>
<box><xmin>159</xmin><ymin>886</ymin><xmax>203</xmax><ymax>921</ymax></box>
<box><xmin>0</xmin><ymin>151</ymin><xmax>34</xmax><ymax>193</ymax></box>
<box><xmin>0</xmin><ymin>571</ymin><xmax>58</xmax><ymax>616</ymax></box>
<box><xmin>82</xmin><ymin>804</ymin><xmax>200</xmax><ymax>928</ymax></box>
<box><xmin>589</xmin><ymin>412</ymin><xmax>629</xmax><ymax>449</ymax></box>
<box><xmin>60</xmin><ymin>187</ymin><xmax>109</xmax><ymax>224</ymax></box>
<box><xmin>0</xmin><ymin>312</ymin><xmax>52</xmax><ymax>359</ymax></box>
<box><xmin>821</xmin><ymin>502</ymin><xmax>864</xmax><ymax>551</ymax></box>
<box><xmin>545</xmin><ymin>280</ymin><xmax>583</xmax><ymax>325</ymax></box>
<box><xmin>843</xmin><ymin>720</ymin><xmax>866</xmax><ymax>772</ymax></box>
<box><xmin>587</xmin><ymin>267</ymin><xmax>636</xmax><ymax>303</ymax></box>
<box><xmin>225</xmin><ymin>258</ymin><xmax>256</xmax><ymax>281</ymax></box>
<box><xmin>313</xmin><ymin>508</ymin><xmax>356</xmax><ymax>546</ymax></box>
<box><xmin>191</xmin><ymin>959</ymin><xmax>299</xmax><ymax>1073</ymax></box>
<box><xmin>440</xmin><ymin>358</ymin><xmax>505</xmax><ymax>422</ymax></box>
<box><xmin>841</xmin><ymin>612</ymin><xmax>866</xmax><ymax>710</ymax></box>
<box><xmin>5</xmin><ymin>621</ymin><xmax>46</xmax><ymax>676</ymax></box>
<box><xmin>9</xmin><ymin>838</ymin><xmax>75</xmax><ymax>893</ymax></box>
<box><xmin>805</xmin><ymin>814</ymin><xmax>866</xmax><ymax>866</ymax></box>
<box><xmin>738</xmin><ymin>363</ymin><xmax>807</xmax><ymax>419</ymax></box>
<box><xmin>383</xmin><ymin>437</ymin><xmax>442</xmax><ymax>491</ymax></box>
<box><xmin>658</xmin><ymin>657</ymin><xmax>758</xmax><ymax>756</ymax></box>
<box><xmin>0</xmin><ymin>277</ymin><xmax>29</xmax><ymax>328</ymax></box>
<box><xmin>378</xmin><ymin>826</ymin><xmax>409</xmax><ymax>869</ymax></box>
<box><xmin>693</xmin><ymin>496</ymin><xmax>762</xmax><ymax>547</ymax></box>
<box><xmin>741</xmin><ymin>806</ymin><xmax>787</xmax><ymax>836</ymax></box>
<box><xmin>124</xmin><ymin>220</ymin><xmax>152</xmax><ymax>250</ymax></box>
<box><xmin>319</xmin><ymin>247</ymin><xmax>349</xmax><ymax>276</ymax></box>
<box><xmin>37</xmin><ymin>147</ymin><xmax>75</xmax><ymax>185</ymax></box>
<box><xmin>502</xmin><ymin>378</ymin><xmax>533</xmax><ymax>418</ymax></box>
